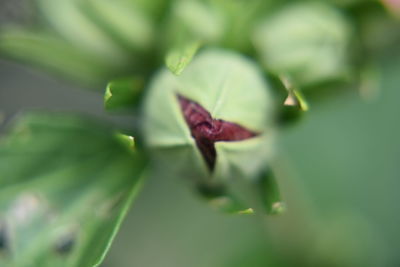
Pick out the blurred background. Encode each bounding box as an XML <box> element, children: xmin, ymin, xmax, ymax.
<box><xmin>1</xmin><ymin>0</ymin><xmax>400</xmax><ymax>266</ymax></box>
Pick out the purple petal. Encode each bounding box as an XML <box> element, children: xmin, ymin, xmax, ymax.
<box><xmin>177</xmin><ymin>94</ymin><xmax>258</xmax><ymax>171</ymax></box>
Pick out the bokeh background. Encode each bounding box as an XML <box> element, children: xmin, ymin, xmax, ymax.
<box><xmin>1</xmin><ymin>0</ymin><xmax>400</xmax><ymax>266</ymax></box>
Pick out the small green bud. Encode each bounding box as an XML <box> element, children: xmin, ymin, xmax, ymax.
<box><xmin>143</xmin><ymin>49</ymin><xmax>276</xmax><ymax>196</ymax></box>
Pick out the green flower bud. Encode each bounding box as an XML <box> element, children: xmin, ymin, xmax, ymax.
<box><xmin>253</xmin><ymin>2</ymin><xmax>352</xmax><ymax>87</ymax></box>
<box><xmin>143</xmin><ymin>49</ymin><xmax>275</xmax><ymax>189</ymax></box>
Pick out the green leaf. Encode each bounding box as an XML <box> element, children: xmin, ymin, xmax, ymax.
<box><xmin>132</xmin><ymin>0</ymin><xmax>170</xmax><ymax>19</ymax></box>
<box><xmin>0</xmin><ymin>28</ymin><xmax>111</xmax><ymax>85</ymax></box>
<box><xmin>163</xmin><ymin>0</ymin><xmax>223</xmax><ymax>54</ymax></box>
<box><xmin>172</xmin><ymin>0</ymin><xmax>223</xmax><ymax>43</ymax></box>
<box><xmin>207</xmin><ymin>0</ymin><xmax>278</xmax><ymax>51</ymax></box>
<box><xmin>104</xmin><ymin>77</ymin><xmax>144</xmax><ymax>111</ymax></box>
<box><xmin>253</xmin><ymin>2</ymin><xmax>352</xmax><ymax>87</ymax></box>
<box><xmin>0</xmin><ymin>112</ymin><xmax>146</xmax><ymax>267</ymax></box>
<box><xmin>36</xmin><ymin>0</ymin><xmax>126</xmax><ymax>65</ymax></box>
<box><xmin>165</xmin><ymin>40</ymin><xmax>201</xmax><ymax>75</ymax></box>
<box><xmin>83</xmin><ymin>0</ymin><xmax>155</xmax><ymax>52</ymax></box>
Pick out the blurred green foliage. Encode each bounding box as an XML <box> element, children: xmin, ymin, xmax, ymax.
<box><xmin>0</xmin><ymin>0</ymin><xmax>400</xmax><ymax>267</ymax></box>
<box><xmin>0</xmin><ymin>0</ymin><xmax>398</xmax><ymax>92</ymax></box>
<box><xmin>0</xmin><ymin>113</ymin><xmax>146</xmax><ymax>266</ymax></box>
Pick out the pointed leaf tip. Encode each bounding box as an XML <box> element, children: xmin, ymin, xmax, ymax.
<box><xmin>104</xmin><ymin>77</ymin><xmax>144</xmax><ymax>111</ymax></box>
<box><xmin>165</xmin><ymin>41</ymin><xmax>201</xmax><ymax>75</ymax></box>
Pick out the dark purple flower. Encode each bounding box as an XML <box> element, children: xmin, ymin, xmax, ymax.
<box><xmin>177</xmin><ymin>94</ymin><xmax>258</xmax><ymax>171</ymax></box>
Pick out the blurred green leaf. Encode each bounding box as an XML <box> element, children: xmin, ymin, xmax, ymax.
<box><xmin>0</xmin><ymin>112</ymin><xmax>146</xmax><ymax>267</ymax></box>
<box><xmin>172</xmin><ymin>0</ymin><xmax>223</xmax><ymax>42</ymax></box>
<box><xmin>132</xmin><ymin>0</ymin><xmax>171</xmax><ymax>20</ymax></box>
<box><xmin>36</xmin><ymin>0</ymin><xmax>126</xmax><ymax>65</ymax></box>
<box><xmin>163</xmin><ymin>0</ymin><xmax>223</xmax><ymax>53</ymax></box>
<box><xmin>165</xmin><ymin>40</ymin><xmax>201</xmax><ymax>75</ymax></box>
<box><xmin>253</xmin><ymin>2</ymin><xmax>352</xmax><ymax>87</ymax></box>
<box><xmin>207</xmin><ymin>0</ymin><xmax>277</xmax><ymax>52</ymax></box>
<box><xmin>104</xmin><ymin>77</ymin><xmax>144</xmax><ymax>111</ymax></box>
<box><xmin>221</xmin><ymin>243</ymin><xmax>282</xmax><ymax>267</ymax></box>
<box><xmin>0</xmin><ymin>28</ymin><xmax>111</xmax><ymax>85</ymax></box>
<box><xmin>84</xmin><ymin>0</ymin><xmax>155</xmax><ymax>52</ymax></box>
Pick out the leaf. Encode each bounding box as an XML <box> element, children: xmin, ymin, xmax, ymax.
<box><xmin>253</xmin><ymin>2</ymin><xmax>352</xmax><ymax>87</ymax></box>
<box><xmin>172</xmin><ymin>0</ymin><xmax>223</xmax><ymax>43</ymax></box>
<box><xmin>36</xmin><ymin>0</ymin><xmax>126</xmax><ymax>65</ymax></box>
<box><xmin>0</xmin><ymin>112</ymin><xmax>147</xmax><ymax>267</ymax></box>
<box><xmin>207</xmin><ymin>0</ymin><xmax>278</xmax><ymax>51</ymax></box>
<box><xmin>0</xmin><ymin>28</ymin><xmax>111</xmax><ymax>85</ymax></box>
<box><xmin>104</xmin><ymin>77</ymin><xmax>145</xmax><ymax>111</ymax></box>
<box><xmin>165</xmin><ymin>40</ymin><xmax>201</xmax><ymax>75</ymax></box>
<box><xmin>163</xmin><ymin>0</ymin><xmax>223</xmax><ymax>54</ymax></box>
<box><xmin>83</xmin><ymin>0</ymin><xmax>155</xmax><ymax>52</ymax></box>
<box><xmin>131</xmin><ymin>0</ymin><xmax>169</xmax><ymax>17</ymax></box>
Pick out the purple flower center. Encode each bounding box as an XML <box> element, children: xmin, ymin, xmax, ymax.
<box><xmin>177</xmin><ymin>94</ymin><xmax>258</xmax><ymax>171</ymax></box>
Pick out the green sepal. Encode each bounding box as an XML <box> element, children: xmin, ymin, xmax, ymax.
<box><xmin>277</xmin><ymin>76</ymin><xmax>309</xmax><ymax>125</ymax></box>
<box><xmin>104</xmin><ymin>77</ymin><xmax>144</xmax><ymax>111</ymax></box>
<box><xmin>115</xmin><ymin>133</ymin><xmax>135</xmax><ymax>150</ymax></box>
<box><xmin>196</xmin><ymin>183</ymin><xmax>254</xmax><ymax>215</ymax></box>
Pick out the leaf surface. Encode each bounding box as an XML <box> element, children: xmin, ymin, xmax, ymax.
<box><xmin>0</xmin><ymin>28</ymin><xmax>110</xmax><ymax>85</ymax></box>
<box><xmin>166</xmin><ymin>40</ymin><xmax>200</xmax><ymax>75</ymax></box>
<box><xmin>0</xmin><ymin>113</ymin><xmax>146</xmax><ymax>267</ymax></box>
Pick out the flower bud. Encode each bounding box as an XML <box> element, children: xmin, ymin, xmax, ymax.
<box><xmin>143</xmin><ymin>49</ymin><xmax>275</xmax><ymax>193</ymax></box>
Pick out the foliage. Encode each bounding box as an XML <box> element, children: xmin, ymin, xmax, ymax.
<box><xmin>0</xmin><ymin>113</ymin><xmax>145</xmax><ymax>266</ymax></box>
<box><xmin>0</xmin><ymin>0</ymin><xmax>399</xmax><ymax>266</ymax></box>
